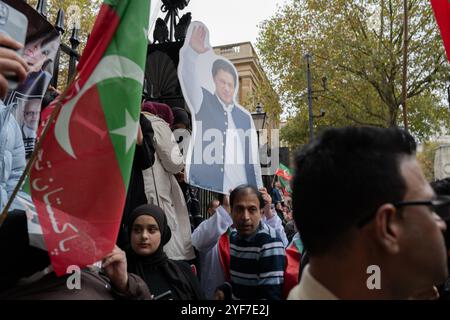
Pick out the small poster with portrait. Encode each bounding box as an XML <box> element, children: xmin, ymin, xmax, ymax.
<box><xmin>3</xmin><ymin>0</ymin><xmax>60</xmax><ymax>159</ymax></box>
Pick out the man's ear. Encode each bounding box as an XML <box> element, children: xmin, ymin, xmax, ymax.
<box><xmin>372</xmin><ymin>204</ymin><xmax>402</xmax><ymax>255</ymax></box>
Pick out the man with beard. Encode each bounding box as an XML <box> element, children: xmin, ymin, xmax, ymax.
<box><xmin>19</xmin><ymin>98</ymin><xmax>40</xmax><ymax>158</ymax></box>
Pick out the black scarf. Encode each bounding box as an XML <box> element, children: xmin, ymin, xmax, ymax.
<box><xmin>125</xmin><ymin>204</ymin><xmax>202</xmax><ymax>300</ymax></box>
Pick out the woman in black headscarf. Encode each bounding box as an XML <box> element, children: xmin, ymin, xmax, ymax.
<box><xmin>125</xmin><ymin>204</ymin><xmax>204</xmax><ymax>300</ymax></box>
<box><xmin>117</xmin><ymin>114</ymin><xmax>155</xmax><ymax>249</ymax></box>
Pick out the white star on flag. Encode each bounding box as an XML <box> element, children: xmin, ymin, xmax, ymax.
<box><xmin>111</xmin><ymin>109</ymin><xmax>139</xmax><ymax>153</ymax></box>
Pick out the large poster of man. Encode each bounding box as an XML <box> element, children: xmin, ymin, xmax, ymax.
<box><xmin>179</xmin><ymin>21</ymin><xmax>263</xmax><ymax>194</ymax></box>
<box><xmin>3</xmin><ymin>0</ymin><xmax>60</xmax><ymax>159</ymax></box>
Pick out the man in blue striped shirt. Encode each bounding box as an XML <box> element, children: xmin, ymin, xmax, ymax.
<box><xmin>228</xmin><ymin>185</ymin><xmax>286</xmax><ymax>300</ymax></box>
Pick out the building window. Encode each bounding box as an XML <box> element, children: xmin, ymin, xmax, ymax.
<box><xmin>221</xmin><ymin>45</ymin><xmax>240</xmax><ymax>54</ymax></box>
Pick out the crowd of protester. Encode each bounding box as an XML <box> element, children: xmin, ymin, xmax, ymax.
<box><xmin>0</xmin><ymin>28</ymin><xmax>449</xmax><ymax>301</ymax></box>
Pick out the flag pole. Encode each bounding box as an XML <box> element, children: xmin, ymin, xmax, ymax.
<box><xmin>0</xmin><ymin>71</ymin><xmax>79</xmax><ymax>227</ymax></box>
<box><xmin>271</xmin><ymin>174</ymin><xmax>277</xmax><ymax>189</ymax></box>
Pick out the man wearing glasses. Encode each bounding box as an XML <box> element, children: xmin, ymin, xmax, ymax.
<box><xmin>431</xmin><ymin>178</ymin><xmax>450</xmax><ymax>300</ymax></box>
<box><xmin>287</xmin><ymin>127</ymin><xmax>449</xmax><ymax>300</ymax></box>
<box><xmin>19</xmin><ymin>98</ymin><xmax>40</xmax><ymax>159</ymax></box>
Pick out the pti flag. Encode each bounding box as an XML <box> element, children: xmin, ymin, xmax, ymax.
<box><xmin>275</xmin><ymin>163</ymin><xmax>292</xmax><ymax>194</ymax></box>
<box><xmin>431</xmin><ymin>0</ymin><xmax>450</xmax><ymax>61</ymax></box>
<box><xmin>28</xmin><ymin>0</ymin><xmax>151</xmax><ymax>275</ymax></box>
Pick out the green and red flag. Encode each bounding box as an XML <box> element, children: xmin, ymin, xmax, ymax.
<box><xmin>28</xmin><ymin>0</ymin><xmax>151</xmax><ymax>275</ymax></box>
<box><xmin>431</xmin><ymin>0</ymin><xmax>450</xmax><ymax>62</ymax></box>
<box><xmin>275</xmin><ymin>163</ymin><xmax>292</xmax><ymax>194</ymax></box>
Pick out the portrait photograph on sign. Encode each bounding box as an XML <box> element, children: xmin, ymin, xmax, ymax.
<box><xmin>178</xmin><ymin>21</ymin><xmax>263</xmax><ymax>194</ymax></box>
<box><xmin>3</xmin><ymin>0</ymin><xmax>60</xmax><ymax>159</ymax></box>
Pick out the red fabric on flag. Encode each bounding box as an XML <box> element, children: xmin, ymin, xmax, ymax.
<box><xmin>31</xmin><ymin>87</ymin><xmax>126</xmax><ymax>275</ymax></box>
<box><xmin>75</xmin><ymin>4</ymin><xmax>120</xmax><ymax>78</ymax></box>
<box><xmin>30</xmin><ymin>3</ymin><xmax>123</xmax><ymax>276</ymax></box>
<box><xmin>218</xmin><ymin>232</ymin><xmax>231</xmax><ymax>282</ymax></box>
<box><xmin>431</xmin><ymin>0</ymin><xmax>450</xmax><ymax>62</ymax></box>
<box><xmin>282</xmin><ymin>188</ymin><xmax>290</xmax><ymax>197</ymax></box>
<box><xmin>283</xmin><ymin>244</ymin><xmax>301</xmax><ymax>299</ymax></box>
<box><xmin>39</xmin><ymin>5</ymin><xmax>120</xmax><ymax>127</ymax></box>
<box><xmin>275</xmin><ymin>168</ymin><xmax>292</xmax><ymax>181</ymax></box>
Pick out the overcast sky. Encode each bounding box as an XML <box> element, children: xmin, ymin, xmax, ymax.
<box><xmin>148</xmin><ymin>0</ymin><xmax>290</xmax><ymax>118</ymax></box>
<box><xmin>151</xmin><ymin>0</ymin><xmax>288</xmax><ymax>47</ymax></box>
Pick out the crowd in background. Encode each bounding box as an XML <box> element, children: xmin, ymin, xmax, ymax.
<box><xmin>0</xmin><ymin>29</ymin><xmax>450</xmax><ymax>300</ymax></box>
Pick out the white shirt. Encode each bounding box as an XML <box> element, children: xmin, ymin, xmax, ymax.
<box><xmin>287</xmin><ymin>265</ymin><xmax>338</xmax><ymax>300</ymax></box>
<box><xmin>192</xmin><ymin>206</ymin><xmax>288</xmax><ymax>299</ymax></box>
<box><xmin>218</xmin><ymin>99</ymin><xmax>247</xmax><ymax>193</ymax></box>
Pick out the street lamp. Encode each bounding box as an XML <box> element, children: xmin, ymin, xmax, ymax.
<box><xmin>251</xmin><ymin>103</ymin><xmax>274</xmax><ymax>185</ymax></box>
<box><xmin>251</xmin><ymin>102</ymin><xmax>266</xmax><ymax>131</ymax></box>
<box><xmin>251</xmin><ymin>103</ymin><xmax>267</xmax><ymax>166</ymax></box>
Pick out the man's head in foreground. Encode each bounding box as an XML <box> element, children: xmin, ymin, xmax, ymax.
<box><xmin>293</xmin><ymin>126</ymin><xmax>448</xmax><ymax>299</ymax></box>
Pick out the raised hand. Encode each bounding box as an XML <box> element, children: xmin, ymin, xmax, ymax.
<box><xmin>102</xmin><ymin>245</ymin><xmax>129</xmax><ymax>293</ymax></box>
<box><xmin>0</xmin><ymin>33</ymin><xmax>29</xmax><ymax>98</ymax></box>
<box><xmin>259</xmin><ymin>188</ymin><xmax>273</xmax><ymax>218</ymax></box>
<box><xmin>189</xmin><ymin>25</ymin><xmax>209</xmax><ymax>54</ymax></box>
<box><xmin>222</xmin><ymin>190</ymin><xmax>232</xmax><ymax>215</ymax></box>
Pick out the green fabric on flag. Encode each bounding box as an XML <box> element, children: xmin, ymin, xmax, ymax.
<box><xmin>278</xmin><ymin>163</ymin><xmax>292</xmax><ymax>177</ymax></box>
<box><xmin>279</xmin><ymin>177</ymin><xmax>292</xmax><ymax>194</ymax></box>
<box><xmin>98</xmin><ymin>0</ymin><xmax>150</xmax><ymax>188</ymax></box>
<box><xmin>276</xmin><ymin>163</ymin><xmax>292</xmax><ymax>194</ymax></box>
<box><xmin>18</xmin><ymin>0</ymin><xmax>152</xmax><ymax>273</ymax></box>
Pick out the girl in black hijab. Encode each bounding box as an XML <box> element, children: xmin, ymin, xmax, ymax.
<box><xmin>126</xmin><ymin>204</ymin><xmax>204</xmax><ymax>300</ymax></box>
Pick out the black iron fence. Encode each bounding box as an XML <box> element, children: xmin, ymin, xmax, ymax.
<box><xmin>199</xmin><ymin>189</ymin><xmax>219</xmax><ymax>220</ymax></box>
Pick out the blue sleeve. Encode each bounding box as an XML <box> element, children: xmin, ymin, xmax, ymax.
<box><xmin>271</xmin><ymin>189</ymin><xmax>281</xmax><ymax>204</ymax></box>
<box><xmin>7</xmin><ymin>115</ymin><xmax>25</xmax><ymax>203</ymax></box>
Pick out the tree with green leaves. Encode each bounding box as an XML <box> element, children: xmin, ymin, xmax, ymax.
<box><xmin>257</xmin><ymin>0</ymin><xmax>450</xmax><ymax>148</ymax></box>
<box><xmin>241</xmin><ymin>78</ymin><xmax>282</xmax><ymax>130</ymax></box>
<box><xmin>417</xmin><ymin>141</ymin><xmax>439</xmax><ymax>181</ymax></box>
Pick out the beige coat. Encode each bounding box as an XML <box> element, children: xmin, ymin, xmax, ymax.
<box><xmin>142</xmin><ymin>113</ymin><xmax>195</xmax><ymax>261</ymax></box>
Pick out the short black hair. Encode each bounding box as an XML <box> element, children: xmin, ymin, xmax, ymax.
<box><xmin>431</xmin><ymin>178</ymin><xmax>450</xmax><ymax>196</ymax></box>
<box><xmin>230</xmin><ymin>184</ymin><xmax>265</xmax><ymax>210</ymax></box>
<box><xmin>172</xmin><ymin>107</ymin><xmax>190</xmax><ymax>128</ymax></box>
<box><xmin>212</xmin><ymin>59</ymin><xmax>237</xmax><ymax>88</ymax></box>
<box><xmin>431</xmin><ymin>178</ymin><xmax>450</xmax><ymax>253</ymax></box>
<box><xmin>293</xmin><ymin>126</ymin><xmax>416</xmax><ymax>256</ymax></box>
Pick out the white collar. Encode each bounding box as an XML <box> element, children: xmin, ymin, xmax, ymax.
<box><xmin>216</xmin><ymin>95</ymin><xmax>234</xmax><ymax>112</ymax></box>
<box><xmin>22</xmin><ymin>125</ymin><xmax>37</xmax><ymax>138</ymax></box>
<box><xmin>289</xmin><ymin>265</ymin><xmax>339</xmax><ymax>300</ymax></box>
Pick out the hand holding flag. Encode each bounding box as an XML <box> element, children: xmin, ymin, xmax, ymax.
<box><xmin>25</xmin><ymin>0</ymin><xmax>151</xmax><ymax>276</ymax></box>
